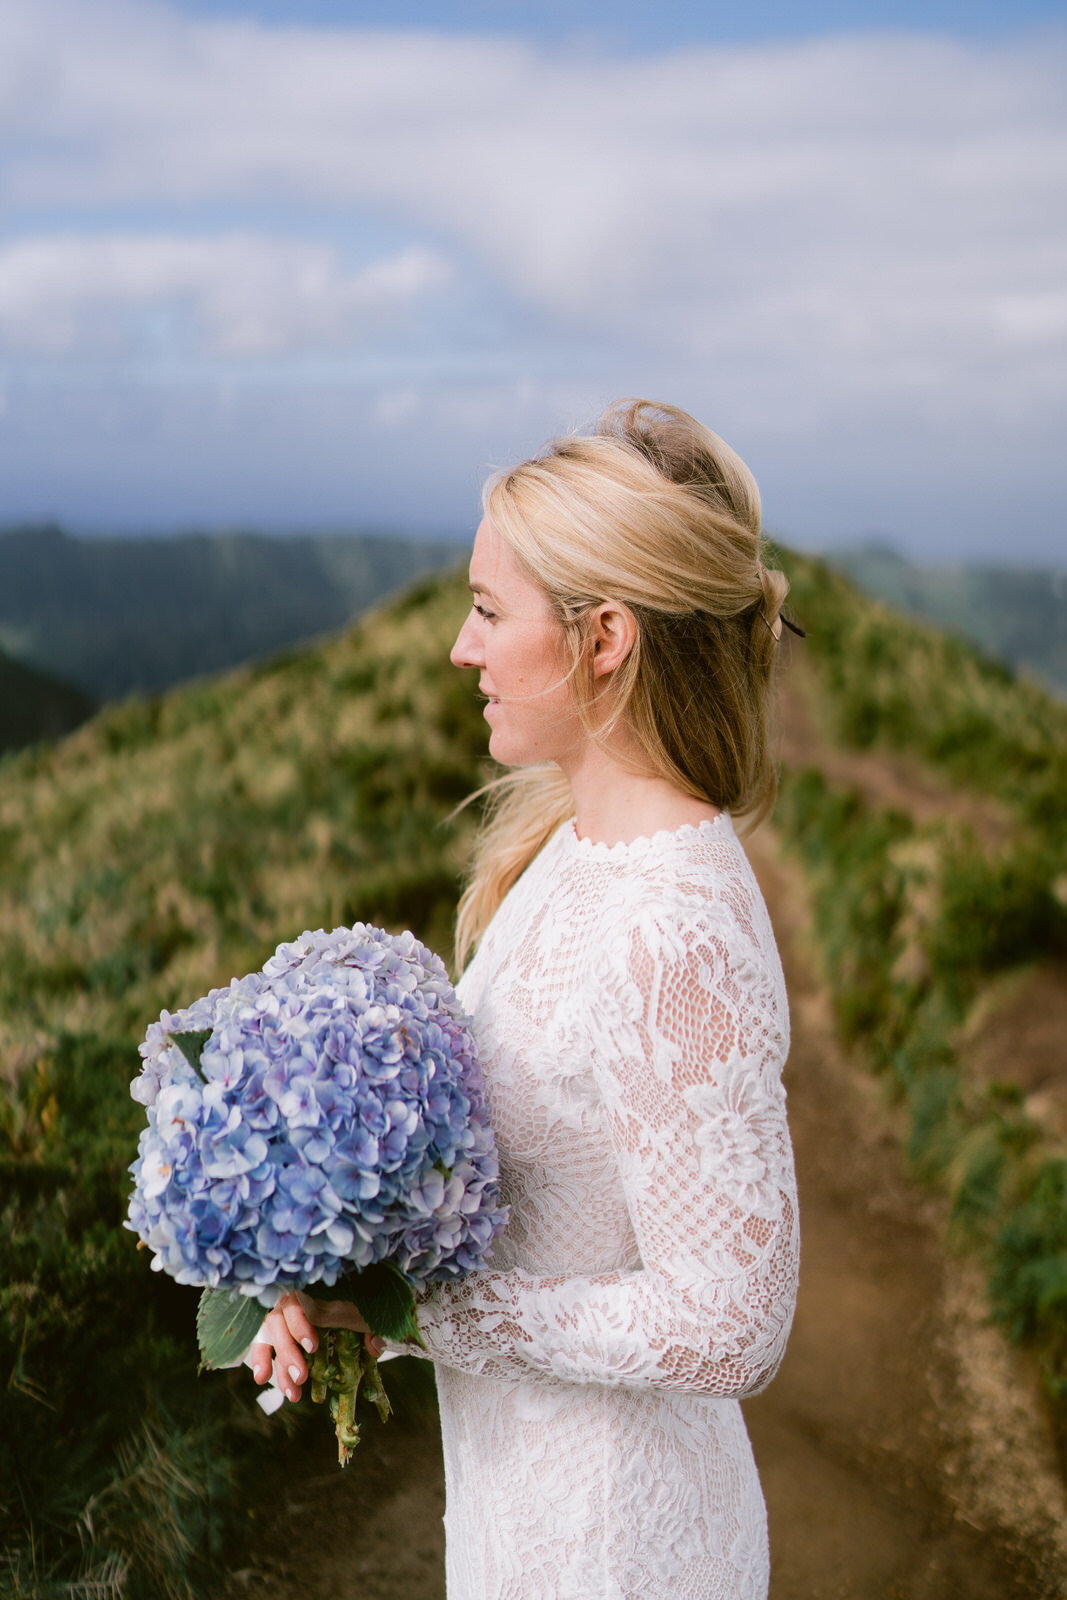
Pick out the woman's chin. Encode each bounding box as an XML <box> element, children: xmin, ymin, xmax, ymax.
<box><xmin>486</xmin><ymin>728</ymin><xmax>535</xmax><ymax>767</ymax></box>
<box><xmin>484</xmin><ymin>707</ymin><xmax>511</xmax><ymax>760</ymax></box>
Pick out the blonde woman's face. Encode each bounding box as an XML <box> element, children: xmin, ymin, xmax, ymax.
<box><xmin>451</xmin><ymin>518</ymin><xmax>585</xmax><ymax>769</ymax></box>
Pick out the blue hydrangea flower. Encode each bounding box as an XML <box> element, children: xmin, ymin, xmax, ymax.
<box><xmin>126</xmin><ymin>925</ymin><xmax>508</xmax><ymax>1307</ymax></box>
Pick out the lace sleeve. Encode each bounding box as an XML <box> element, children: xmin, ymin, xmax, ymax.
<box><xmin>399</xmin><ymin>907</ymin><xmax>799</xmax><ymax>1396</ymax></box>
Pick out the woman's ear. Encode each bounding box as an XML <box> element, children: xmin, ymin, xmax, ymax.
<box><xmin>588</xmin><ymin>601</ymin><xmax>638</xmax><ymax>679</ymax></box>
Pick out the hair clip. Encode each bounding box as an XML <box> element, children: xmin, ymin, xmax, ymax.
<box><xmin>760</xmin><ymin>612</ymin><xmax>806</xmax><ymax>641</ymax></box>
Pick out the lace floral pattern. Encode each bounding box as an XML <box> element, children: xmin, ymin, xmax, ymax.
<box><xmin>398</xmin><ymin>815</ymin><xmax>799</xmax><ymax>1599</ymax></box>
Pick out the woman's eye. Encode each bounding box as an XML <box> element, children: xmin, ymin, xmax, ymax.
<box><xmin>473</xmin><ymin>603</ymin><xmax>496</xmax><ymax>622</ymax></box>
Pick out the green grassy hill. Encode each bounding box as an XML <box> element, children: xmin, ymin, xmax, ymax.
<box><xmin>0</xmin><ymin>523</ymin><xmax>465</xmax><ymax>702</ymax></box>
<box><xmin>0</xmin><ymin>554</ymin><xmax>1064</xmax><ymax>1596</ymax></box>
<box><xmin>0</xmin><ymin>567</ymin><xmax>485</xmax><ymax>1598</ymax></box>
<box><xmin>775</xmin><ymin>546</ymin><xmax>1067</xmax><ymax>1460</ymax></box>
<box><xmin>824</xmin><ymin>544</ymin><xmax>1067</xmax><ymax>699</ymax></box>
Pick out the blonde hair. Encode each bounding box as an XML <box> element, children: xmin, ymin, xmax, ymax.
<box><xmin>454</xmin><ymin>398</ymin><xmax>790</xmax><ymax>968</ymax></box>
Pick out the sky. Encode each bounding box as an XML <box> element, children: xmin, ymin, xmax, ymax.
<box><xmin>0</xmin><ymin>0</ymin><xmax>1064</xmax><ymax>559</ymax></box>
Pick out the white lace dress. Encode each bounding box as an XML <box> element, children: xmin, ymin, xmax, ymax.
<box><xmin>403</xmin><ymin>813</ymin><xmax>799</xmax><ymax>1600</ymax></box>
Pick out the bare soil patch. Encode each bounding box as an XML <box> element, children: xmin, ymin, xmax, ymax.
<box><xmin>955</xmin><ymin>961</ymin><xmax>1067</xmax><ymax>1142</ymax></box>
<box><xmin>777</xmin><ymin>656</ymin><xmax>1010</xmax><ymax>843</ymax></box>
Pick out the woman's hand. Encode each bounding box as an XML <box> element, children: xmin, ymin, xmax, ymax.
<box><xmin>250</xmin><ymin>1289</ymin><xmax>386</xmax><ymax>1402</ymax></box>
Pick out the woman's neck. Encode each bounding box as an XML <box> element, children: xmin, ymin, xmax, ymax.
<box><xmin>560</xmin><ymin>739</ymin><xmax>721</xmax><ymax>847</ymax></box>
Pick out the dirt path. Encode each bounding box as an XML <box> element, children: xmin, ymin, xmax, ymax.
<box><xmin>776</xmin><ymin>654</ymin><xmax>1011</xmax><ymax>842</ymax></box>
<box><xmin>742</xmin><ymin>825</ymin><xmax>1066</xmax><ymax>1600</ymax></box>
<box><xmin>229</xmin><ymin>824</ymin><xmax>1067</xmax><ymax>1600</ymax></box>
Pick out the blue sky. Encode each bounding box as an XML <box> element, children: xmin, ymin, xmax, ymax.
<box><xmin>177</xmin><ymin>1</ymin><xmax>1067</xmax><ymax>45</ymax></box>
<box><xmin>0</xmin><ymin>0</ymin><xmax>1064</xmax><ymax>558</ymax></box>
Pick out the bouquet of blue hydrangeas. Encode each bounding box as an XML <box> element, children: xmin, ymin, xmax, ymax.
<box><xmin>126</xmin><ymin>923</ymin><xmax>507</xmax><ymax>1463</ymax></box>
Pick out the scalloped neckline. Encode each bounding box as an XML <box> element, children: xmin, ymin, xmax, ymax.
<box><xmin>562</xmin><ymin>812</ymin><xmax>728</xmax><ymax>861</ymax></box>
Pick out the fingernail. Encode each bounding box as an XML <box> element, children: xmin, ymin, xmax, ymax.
<box><xmin>288</xmin><ymin>1364</ymin><xmax>302</xmax><ymax>1383</ymax></box>
<box><xmin>301</xmin><ymin>1337</ymin><xmax>315</xmax><ymax>1353</ymax></box>
<box><xmin>253</xmin><ymin>1365</ymin><xmax>266</xmax><ymax>1383</ymax></box>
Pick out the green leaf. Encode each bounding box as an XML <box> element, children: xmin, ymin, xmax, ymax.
<box><xmin>333</xmin><ymin>1260</ymin><xmax>425</xmax><ymax>1348</ymax></box>
<box><xmin>171</xmin><ymin>1029</ymin><xmax>214</xmax><ymax>1078</ymax></box>
<box><xmin>196</xmin><ymin>1288</ymin><xmax>267</xmax><ymax>1370</ymax></box>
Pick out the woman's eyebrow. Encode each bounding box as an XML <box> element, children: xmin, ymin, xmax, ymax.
<box><xmin>468</xmin><ymin>579</ymin><xmax>499</xmax><ymax>603</ymax></box>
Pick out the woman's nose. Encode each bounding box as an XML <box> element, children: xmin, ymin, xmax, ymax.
<box><xmin>450</xmin><ymin>613</ymin><xmax>482</xmax><ymax>670</ymax></box>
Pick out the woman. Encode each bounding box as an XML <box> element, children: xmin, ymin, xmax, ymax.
<box><xmin>254</xmin><ymin>399</ymin><xmax>800</xmax><ymax>1600</ymax></box>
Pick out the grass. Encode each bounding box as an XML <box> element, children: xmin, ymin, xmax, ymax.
<box><xmin>774</xmin><ymin>745</ymin><xmax>1067</xmax><ymax>1447</ymax></box>
<box><xmin>2</xmin><ymin>546</ymin><xmax>1066</xmax><ymax>1591</ymax></box>
<box><xmin>778</xmin><ymin>547</ymin><xmax>1067</xmax><ymax>841</ymax></box>
<box><xmin>0</xmin><ymin>567</ymin><xmax>485</xmax><ymax>1597</ymax></box>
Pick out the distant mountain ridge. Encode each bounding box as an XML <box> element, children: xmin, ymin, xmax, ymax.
<box><xmin>823</xmin><ymin>544</ymin><xmax>1066</xmax><ymax>697</ymax></box>
<box><xmin>0</xmin><ymin>646</ymin><xmax>96</xmax><ymax>755</ymax></box>
<box><xmin>0</xmin><ymin>522</ymin><xmax>466</xmax><ymax>703</ymax></box>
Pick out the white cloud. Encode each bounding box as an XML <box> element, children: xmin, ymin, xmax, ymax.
<box><xmin>1</xmin><ymin>5</ymin><xmax>1063</xmax><ymax>367</ymax></box>
<box><xmin>0</xmin><ymin>0</ymin><xmax>1063</xmax><ymax>550</ymax></box>
<box><xmin>0</xmin><ymin>233</ymin><xmax>448</xmax><ymax>356</ymax></box>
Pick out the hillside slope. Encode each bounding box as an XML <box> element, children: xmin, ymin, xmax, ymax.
<box><xmin>0</xmin><ymin>567</ymin><xmax>486</xmax><ymax>1597</ymax></box>
<box><xmin>0</xmin><ymin>556</ymin><xmax>1064</xmax><ymax>1597</ymax></box>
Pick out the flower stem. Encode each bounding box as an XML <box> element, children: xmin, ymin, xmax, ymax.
<box><xmin>307</xmin><ymin>1329</ymin><xmax>394</xmax><ymax>1466</ymax></box>
<box><xmin>361</xmin><ymin>1350</ymin><xmax>392</xmax><ymax>1424</ymax></box>
<box><xmin>330</xmin><ymin>1329</ymin><xmax>362</xmax><ymax>1467</ymax></box>
<box><xmin>310</xmin><ymin>1342</ymin><xmax>330</xmax><ymax>1405</ymax></box>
